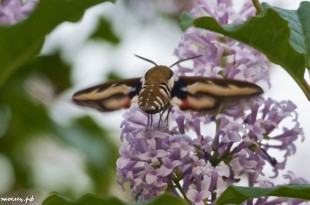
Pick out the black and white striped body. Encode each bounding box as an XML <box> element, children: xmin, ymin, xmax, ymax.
<box><xmin>138</xmin><ymin>66</ymin><xmax>174</xmax><ymax>114</ymax></box>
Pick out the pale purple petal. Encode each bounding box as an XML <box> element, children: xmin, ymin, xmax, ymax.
<box><xmin>186</xmin><ymin>189</ymin><xmax>200</xmax><ymax>203</ymax></box>
<box><xmin>146</xmin><ymin>173</ymin><xmax>157</xmax><ymax>184</ymax></box>
<box><xmin>0</xmin><ymin>0</ymin><xmax>37</xmax><ymax>24</ymax></box>
<box><xmin>116</xmin><ymin>157</ymin><xmax>130</xmax><ymax>169</ymax></box>
<box><xmin>158</xmin><ymin>166</ymin><xmax>173</xmax><ymax>177</ymax></box>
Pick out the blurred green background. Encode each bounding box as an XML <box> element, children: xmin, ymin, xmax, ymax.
<box><xmin>0</xmin><ymin>0</ymin><xmax>194</xmax><ymax>203</ymax></box>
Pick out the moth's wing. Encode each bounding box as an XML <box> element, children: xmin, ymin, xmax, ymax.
<box><xmin>72</xmin><ymin>78</ymin><xmax>142</xmax><ymax>111</ymax></box>
<box><xmin>171</xmin><ymin>76</ymin><xmax>263</xmax><ymax>111</ymax></box>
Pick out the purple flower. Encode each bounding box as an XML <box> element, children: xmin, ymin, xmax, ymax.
<box><xmin>186</xmin><ymin>189</ymin><xmax>210</xmax><ymax>205</ymax></box>
<box><xmin>230</xmin><ymin>149</ymin><xmax>261</xmax><ymax>173</ymax></box>
<box><xmin>284</xmin><ymin>171</ymin><xmax>309</xmax><ymax>184</ymax></box>
<box><xmin>0</xmin><ymin>0</ymin><xmax>37</xmax><ymax>24</ymax></box>
<box><xmin>157</xmin><ymin>157</ymin><xmax>182</xmax><ymax>177</ymax></box>
<box><xmin>116</xmin><ymin>0</ymin><xmax>305</xmax><ymax>204</ymax></box>
<box><xmin>216</xmin><ymin>116</ymin><xmax>245</xmax><ymax>142</ymax></box>
<box><xmin>117</xmin><ymin>99</ymin><xmax>304</xmax><ymax>203</ymax></box>
<box><xmin>175</xmin><ymin>0</ymin><xmax>270</xmax><ymax>85</ymax></box>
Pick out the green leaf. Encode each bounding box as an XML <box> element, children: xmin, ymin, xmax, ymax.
<box><xmin>42</xmin><ymin>193</ymin><xmax>126</xmax><ymax>205</ymax></box>
<box><xmin>21</xmin><ymin>52</ymin><xmax>72</xmax><ymax>94</ymax></box>
<box><xmin>193</xmin><ymin>2</ymin><xmax>310</xmax><ymax>100</ymax></box>
<box><xmin>0</xmin><ymin>105</ymin><xmax>11</xmax><ymax>137</ymax></box>
<box><xmin>146</xmin><ymin>194</ymin><xmax>188</xmax><ymax>205</ymax></box>
<box><xmin>42</xmin><ymin>193</ymin><xmax>188</xmax><ymax>205</ymax></box>
<box><xmin>216</xmin><ymin>185</ymin><xmax>310</xmax><ymax>205</ymax></box>
<box><xmin>52</xmin><ymin>116</ymin><xmax>119</xmax><ymax>193</ymax></box>
<box><xmin>90</xmin><ymin>18</ymin><xmax>120</xmax><ymax>44</ymax></box>
<box><xmin>180</xmin><ymin>12</ymin><xmax>194</xmax><ymax>31</ymax></box>
<box><xmin>0</xmin><ymin>0</ymin><xmax>115</xmax><ymax>88</ymax></box>
<box><xmin>0</xmin><ymin>81</ymin><xmax>51</xmax><ymax>140</ymax></box>
<box><xmin>106</xmin><ymin>71</ymin><xmax>123</xmax><ymax>81</ymax></box>
<box><xmin>0</xmin><ymin>71</ymin><xmax>52</xmax><ymax>188</ymax></box>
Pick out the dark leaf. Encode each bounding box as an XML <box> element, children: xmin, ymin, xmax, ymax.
<box><xmin>216</xmin><ymin>185</ymin><xmax>310</xmax><ymax>205</ymax></box>
<box><xmin>42</xmin><ymin>193</ymin><xmax>188</xmax><ymax>205</ymax></box>
<box><xmin>146</xmin><ymin>194</ymin><xmax>188</xmax><ymax>205</ymax></box>
<box><xmin>106</xmin><ymin>71</ymin><xmax>123</xmax><ymax>81</ymax></box>
<box><xmin>0</xmin><ymin>73</ymin><xmax>52</xmax><ymax>188</ymax></box>
<box><xmin>0</xmin><ymin>0</ymin><xmax>115</xmax><ymax>88</ymax></box>
<box><xmin>0</xmin><ymin>104</ymin><xmax>11</xmax><ymax>137</ymax></box>
<box><xmin>52</xmin><ymin>116</ymin><xmax>119</xmax><ymax>193</ymax></box>
<box><xmin>21</xmin><ymin>52</ymin><xmax>72</xmax><ymax>94</ymax></box>
<box><xmin>42</xmin><ymin>193</ymin><xmax>126</xmax><ymax>205</ymax></box>
<box><xmin>90</xmin><ymin>18</ymin><xmax>120</xmax><ymax>44</ymax></box>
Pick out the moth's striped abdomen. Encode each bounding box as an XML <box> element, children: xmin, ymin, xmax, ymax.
<box><xmin>138</xmin><ymin>83</ymin><xmax>171</xmax><ymax>114</ymax></box>
<box><xmin>138</xmin><ymin>66</ymin><xmax>174</xmax><ymax>114</ymax></box>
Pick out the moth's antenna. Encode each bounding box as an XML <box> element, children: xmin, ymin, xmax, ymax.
<box><xmin>169</xmin><ymin>55</ymin><xmax>203</xmax><ymax>68</ymax></box>
<box><xmin>134</xmin><ymin>54</ymin><xmax>158</xmax><ymax>66</ymax></box>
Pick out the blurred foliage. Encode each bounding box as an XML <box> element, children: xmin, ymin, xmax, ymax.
<box><xmin>0</xmin><ymin>0</ymin><xmax>115</xmax><ymax>88</ymax></box>
<box><xmin>0</xmin><ymin>105</ymin><xmax>11</xmax><ymax>137</ymax></box>
<box><xmin>20</xmin><ymin>52</ymin><xmax>72</xmax><ymax>94</ymax></box>
<box><xmin>90</xmin><ymin>18</ymin><xmax>120</xmax><ymax>44</ymax></box>
<box><xmin>0</xmin><ymin>49</ymin><xmax>119</xmax><ymax>194</ymax></box>
<box><xmin>52</xmin><ymin>116</ymin><xmax>118</xmax><ymax>193</ymax></box>
<box><xmin>0</xmin><ymin>0</ymin><xmax>120</xmax><ymax>202</ymax></box>
<box><xmin>106</xmin><ymin>71</ymin><xmax>123</xmax><ymax>81</ymax></box>
<box><xmin>0</xmin><ymin>0</ymin><xmax>197</xmax><ymax>204</ymax></box>
<box><xmin>42</xmin><ymin>193</ymin><xmax>188</xmax><ymax>205</ymax></box>
<box><xmin>216</xmin><ymin>185</ymin><xmax>310</xmax><ymax>205</ymax></box>
<box><xmin>0</xmin><ymin>0</ymin><xmax>189</xmax><ymax>203</ymax></box>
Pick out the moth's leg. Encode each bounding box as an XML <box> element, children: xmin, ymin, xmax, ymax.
<box><xmin>165</xmin><ymin>106</ymin><xmax>172</xmax><ymax>128</ymax></box>
<box><xmin>146</xmin><ymin>114</ymin><xmax>150</xmax><ymax>131</ymax></box>
<box><xmin>216</xmin><ymin>103</ymin><xmax>224</xmax><ymax>115</ymax></box>
<box><xmin>150</xmin><ymin>114</ymin><xmax>153</xmax><ymax>128</ymax></box>
<box><xmin>158</xmin><ymin>106</ymin><xmax>172</xmax><ymax>130</ymax></box>
<box><xmin>158</xmin><ymin>111</ymin><xmax>165</xmax><ymax>130</ymax></box>
<box><xmin>146</xmin><ymin>114</ymin><xmax>154</xmax><ymax>131</ymax></box>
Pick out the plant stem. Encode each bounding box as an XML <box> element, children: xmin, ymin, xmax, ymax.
<box><xmin>301</xmin><ymin>78</ymin><xmax>310</xmax><ymax>100</ymax></box>
<box><xmin>172</xmin><ymin>176</ymin><xmax>191</xmax><ymax>205</ymax></box>
<box><xmin>294</xmin><ymin>77</ymin><xmax>310</xmax><ymax>101</ymax></box>
<box><xmin>252</xmin><ymin>0</ymin><xmax>263</xmax><ymax>14</ymax></box>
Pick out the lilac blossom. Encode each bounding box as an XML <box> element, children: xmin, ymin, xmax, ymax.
<box><xmin>116</xmin><ymin>0</ymin><xmax>306</xmax><ymax>204</ymax></box>
<box><xmin>0</xmin><ymin>0</ymin><xmax>37</xmax><ymax>24</ymax></box>
<box><xmin>175</xmin><ymin>0</ymin><xmax>270</xmax><ymax>85</ymax></box>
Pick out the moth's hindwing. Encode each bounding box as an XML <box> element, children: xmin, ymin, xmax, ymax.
<box><xmin>72</xmin><ymin>78</ymin><xmax>141</xmax><ymax>111</ymax></box>
<box><xmin>171</xmin><ymin>76</ymin><xmax>263</xmax><ymax>111</ymax></box>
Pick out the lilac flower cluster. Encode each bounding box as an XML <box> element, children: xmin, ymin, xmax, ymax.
<box><xmin>0</xmin><ymin>0</ymin><xmax>37</xmax><ymax>24</ymax></box>
<box><xmin>117</xmin><ymin>105</ymin><xmax>226</xmax><ymax>203</ymax></box>
<box><xmin>116</xmin><ymin>0</ymin><xmax>306</xmax><ymax>204</ymax></box>
<box><xmin>175</xmin><ymin>0</ymin><xmax>270</xmax><ymax>85</ymax></box>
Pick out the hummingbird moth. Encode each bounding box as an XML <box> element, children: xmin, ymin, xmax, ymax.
<box><xmin>72</xmin><ymin>55</ymin><xmax>263</xmax><ymax>125</ymax></box>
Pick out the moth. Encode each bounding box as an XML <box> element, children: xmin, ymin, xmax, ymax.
<box><xmin>72</xmin><ymin>55</ymin><xmax>263</xmax><ymax>125</ymax></box>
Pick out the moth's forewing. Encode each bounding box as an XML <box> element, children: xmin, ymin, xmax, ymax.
<box><xmin>72</xmin><ymin>78</ymin><xmax>141</xmax><ymax>111</ymax></box>
<box><xmin>171</xmin><ymin>76</ymin><xmax>263</xmax><ymax>111</ymax></box>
